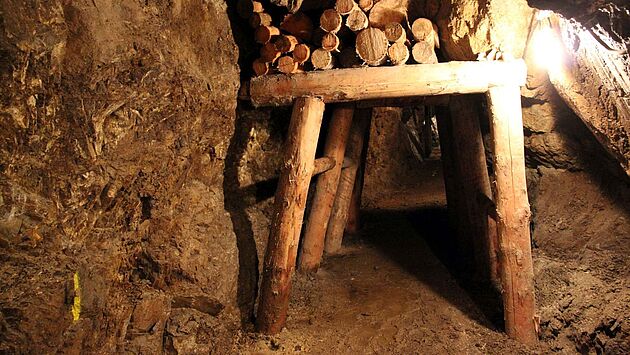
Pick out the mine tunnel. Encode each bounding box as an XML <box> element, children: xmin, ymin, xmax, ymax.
<box><xmin>1</xmin><ymin>0</ymin><xmax>629</xmax><ymax>353</ymax></box>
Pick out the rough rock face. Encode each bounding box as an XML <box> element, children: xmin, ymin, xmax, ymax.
<box><xmin>0</xmin><ymin>0</ymin><xmax>256</xmax><ymax>353</ymax></box>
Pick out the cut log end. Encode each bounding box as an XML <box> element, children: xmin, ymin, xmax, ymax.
<box><xmin>384</xmin><ymin>22</ymin><xmax>406</xmax><ymax>43</ymax></box>
<box><xmin>321</xmin><ymin>32</ymin><xmax>341</xmax><ymax>52</ymax></box>
<box><xmin>280</xmin><ymin>12</ymin><xmax>314</xmax><ymax>41</ymax></box>
<box><xmin>278</xmin><ymin>56</ymin><xmax>300</xmax><ymax>74</ymax></box>
<box><xmin>346</xmin><ymin>8</ymin><xmax>369</xmax><ymax>32</ymax></box>
<box><xmin>275</xmin><ymin>35</ymin><xmax>299</xmax><ymax>53</ymax></box>
<box><xmin>412</xmin><ymin>41</ymin><xmax>438</xmax><ymax>64</ymax></box>
<box><xmin>355</xmin><ymin>27</ymin><xmax>389</xmax><ymax>66</ymax></box>
<box><xmin>311</xmin><ymin>48</ymin><xmax>335</xmax><ymax>70</ymax></box>
<box><xmin>388</xmin><ymin>42</ymin><xmax>410</xmax><ymax>66</ymax></box>
<box><xmin>260</xmin><ymin>42</ymin><xmax>282</xmax><ymax>63</ymax></box>
<box><xmin>255</xmin><ymin>25</ymin><xmax>280</xmax><ymax>44</ymax></box>
<box><xmin>320</xmin><ymin>9</ymin><xmax>343</xmax><ymax>33</ymax></box>
<box><xmin>293</xmin><ymin>44</ymin><xmax>311</xmax><ymax>64</ymax></box>
<box><xmin>369</xmin><ymin>1</ymin><xmax>408</xmax><ymax>29</ymax></box>
<box><xmin>252</xmin><ymin>59</ymin><xmax>270</xmax><ymax>76</ymax></box>
<box><xmin>358</xmin><ymin>0</ymin><xmax>373</xmax><ymax>12</ymax></box>
<box><xmin>411</xmin><ymin>18</ymin><xmax>439</xmax><ymax>48</ymax></box>
<box><xmin>250</xmin><ymin>12</ymin><xmax>272</xmax><ymax>28</ymax></box>
<box><xmin>335</xmin><ymin>0</ymin><xmax>358</xmax><ymax>15</ymax></box>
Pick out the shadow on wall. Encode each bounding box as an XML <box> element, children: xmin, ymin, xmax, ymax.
<box><xmin>223</xmin><ymin>2</ymin><xmax>259</xmax><ymax>326</ymax></box>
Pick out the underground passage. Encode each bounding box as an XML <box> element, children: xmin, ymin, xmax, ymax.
<box><xmin>1</xmin><ymin>0</ymin><xmax>629</xmax><ymax>353</ymax></box>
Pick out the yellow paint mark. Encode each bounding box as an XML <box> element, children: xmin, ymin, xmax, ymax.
<box><xmin>72</xmin><ymin>272</ymin><xmax>81</xmax><ymax>322</ymax></box>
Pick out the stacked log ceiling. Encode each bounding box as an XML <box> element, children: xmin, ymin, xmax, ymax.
<box><xmin>325</xmin><ymin>108</ymin><xmax>372</xmax><ymax>254</ymax></box>
<box><xmin>487</xmin><ymin>86</ymin><xmax>537</xmax><ymax>345</ymax></box>
<box><xmin>448</xmin><ymin>96</ymin><xmax>498</xmax><ymax>285</ymax></box>
<box><xmin>256</xmin><ymin>97</ymin><xmax>325</xmax><ymax>334</ymax></box>
<box><xmin>299</xmin><ymin>104</ymin><xmax>355</xmax><ymax>272</ymax></box>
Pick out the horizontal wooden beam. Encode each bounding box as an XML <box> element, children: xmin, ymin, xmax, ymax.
<box><xmin>250</xmin><ymin>61</ymin><xmax>527</xmax><ymax>107</ymax></box>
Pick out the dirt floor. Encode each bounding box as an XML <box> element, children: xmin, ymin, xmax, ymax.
<box><xmin>235</xmin><ymin>158</ymin><xmax>629</xmax><ymax>355</ymax></box>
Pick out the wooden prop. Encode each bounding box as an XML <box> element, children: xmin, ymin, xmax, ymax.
<box><xmin>387</xmin><ymin>42</ymin><xmax>410</xmax><ymax>65</ymax></box>
<box><xmin>486</xmin><ymin>85</ymin><xmax>538</xmax><ymax>345</ymax></box>
<box><xmin>313</xmin><ymin>157</ymin><xmax>337</xmax><ymax>176</ymax></box>
<box><xmin>320</xmin><ymin>9</ymin><xmax>343</xmax><ymax>33</ymax></box>
<box><xmin>355</xmin><ymin>27</ymin><xmax>389</xmax><ymax>66</ymax></box>
<box><xmin>249</xmin><ymin>60</ymin><xmax>528</xmax><ymax>106</ymax></box>
<box><xmin>299</xmin><ymin>104</ymin><xmax>355</xmax><ymax>272</ymax></box>
<box><xmin>324</xmin><ymin>108</ymin><xmax>372</xmax><ymax>253</ymax></box>
<box><xmin>256</xmin><ymin>97</ymin><xmax>325</xmax><ymax>334</ymax></box>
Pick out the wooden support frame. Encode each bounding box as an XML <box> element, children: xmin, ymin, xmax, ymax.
<box><xmin>252</xmin><ymin>61</ymin><xmax>537</xmax><ymax>345</ymax></box>
<box><xmin>300</xmin><ymin>104</ymin><xmax>355</xmax><ymax>272</ymax></box>
<box><xmin>486</xmin><ymin>85</ymin><xmax>537</xmax><ymax>345</ymax></box>
<box><xmin>325</xmin><ymin>108</ymin><xmax>372</xmax><ymax>254</ymax></box>
<box><xmin>256</xmin><ymin>97</ymin><xmax>325</xmax><ymax>334</ymax></box>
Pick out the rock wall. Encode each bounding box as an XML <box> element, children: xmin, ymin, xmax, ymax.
<box><xmin>0</xmin><ymin>0</ymin><xmax>276</xmax><ymax>353</ymax></box>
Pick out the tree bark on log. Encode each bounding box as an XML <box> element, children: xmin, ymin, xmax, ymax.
<box><xmin>486</xmin><ymin>85</ymin><xmax>537</xmax><ymax>345</ymax></box>
<box><xmin>325</xmin><ymin>108</ymin><xmax>372</xmax><ymax>254</ymax></box>
<box><xmin>344</xmin><ymin>116</ymin><xmax>370</xmax><ymax>235</ymax></box>
<box><xmin>256</xmin><ymin>97</ymin><xmax>325</xmax><ymax>334</ymax></box>
<box><xmin>299</xmin><ymin>104</ymin><xmax>355</xmax><ymax>272</ymax></box>
<box><xmin>249</xmin><ymin>60</ymin><xmax>528</xmax><ymax>107</ymax></box>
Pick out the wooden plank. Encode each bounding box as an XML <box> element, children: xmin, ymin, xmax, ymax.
<box><xmin>256</xmin><ymin>97</ymin><xmax>325</xmax><ymax>334</ymax></box>
<box><xmin>299</xmin><ymin>104</ymin><xmax>355</xmax><ymax>272</ymax></box>
<box><xmin>250</xmin><ymin>60</ymin><xmax>528</xmax><ymax>106</ymax></box>
<box><xmin>486</xmin><ymin>85</ymin><xmax>537</xmax><ymax>345</ymax></box>
<box><xmin>325</xmin><ymin>108</ymin><xmax>372</xmax><ymax>254</ymax></box>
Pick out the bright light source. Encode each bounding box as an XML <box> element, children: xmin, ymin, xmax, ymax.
<box><xmin>530</xmin><ymin>25</ymin><xmax>565</xmax><ymax>75</ymax></box>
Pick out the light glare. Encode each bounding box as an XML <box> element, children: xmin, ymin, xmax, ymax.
<box><xmin>531</xmin><ymin>26</ymin><xmax>565</xmax><ymax>75</ymax></box>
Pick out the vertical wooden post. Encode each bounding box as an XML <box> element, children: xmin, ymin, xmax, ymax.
<box><xmin>486</xmin><ymin>85</ymin><xmax>537</xmax><ymax>345</ymax></box>
<box><xmin>325</xmin><ymin>108</ymin><xmax>372</xmax><ymax>254</ymax></box>
<box><xmin>299</xmin><ymin>104</ymin><xmax>355</xmax><ymax>272</ymax></box>
<box><xmin>256</xmin><ymin>97</ymin><xmax>325</xmax><ymax>334</ymax></box>
<box><xmin>435</xmin><ymin>106</ymin><xmax>461</xmax><ymax>250</ymax></box>
<box><xmin>448</xmin><ymin>97</ymin><xmax>499</xmax><ymax>285</ymax></box>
